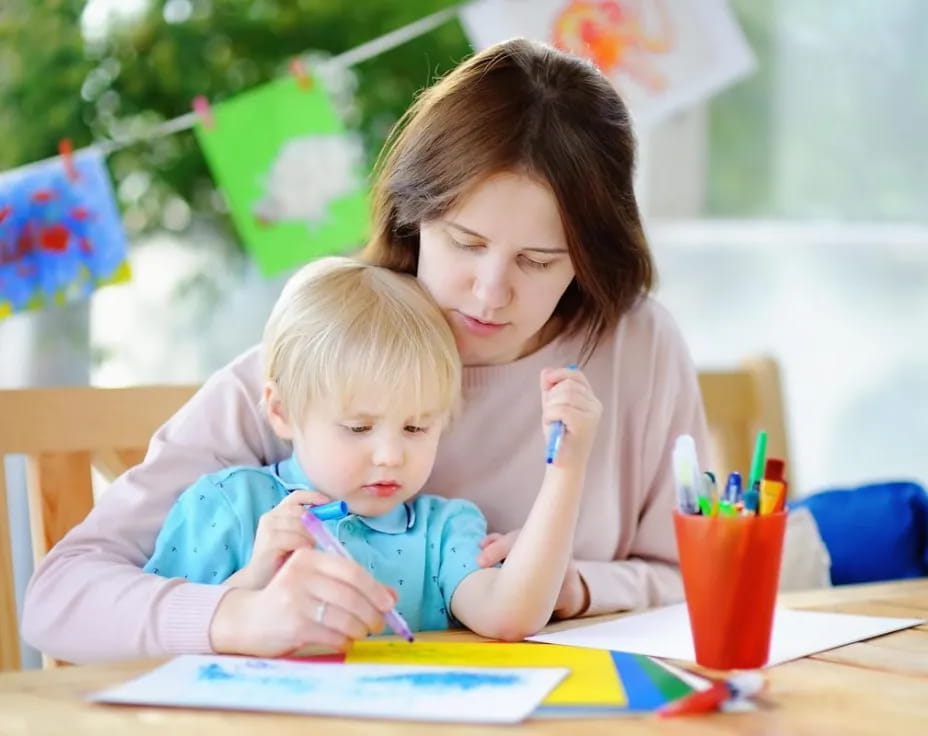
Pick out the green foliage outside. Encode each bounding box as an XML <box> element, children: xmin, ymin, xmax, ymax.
<box><xmin>0</xmin><ymin>0</ymin><xmax>471</xmax><ymax>261</ymax></box>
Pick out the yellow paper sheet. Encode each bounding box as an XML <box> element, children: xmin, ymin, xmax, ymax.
<box><xmin>346</xmin><ymin>640</ymin><xmax>626</xmax><ymax>706</ymax></box>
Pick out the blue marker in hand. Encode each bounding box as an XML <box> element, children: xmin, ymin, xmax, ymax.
<box><xmin>308</xmin><ymin>500</ymin><xmax>348</xmax><ymax>521</ymax></box>
<box><xmin>545</xmin><ymin>364</ymin><xmax>578</xmax><ymax>464</ymax></box>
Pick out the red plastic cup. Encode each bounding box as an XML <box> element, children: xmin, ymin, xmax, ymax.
<box><xmin>673</xmin><ymin>510</ymin><xmax>787</xmax><ymax>670</ymax></box>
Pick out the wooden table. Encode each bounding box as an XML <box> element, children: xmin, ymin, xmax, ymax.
<box><xmin>2</xmin><ymin>579</ymin><xmax>926</xmax><ymax>735</ymax></box>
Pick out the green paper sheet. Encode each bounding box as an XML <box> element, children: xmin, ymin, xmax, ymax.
<box><xmin>194</xmin><ymin>74</ymin><xmax>369</xmax><ymax>276</ymax></box>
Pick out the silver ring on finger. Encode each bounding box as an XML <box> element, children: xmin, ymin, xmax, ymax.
<box><xmin>315</xmin><ymin>600</ymin><xmax>328</xmax><ymax>625</ymax></box>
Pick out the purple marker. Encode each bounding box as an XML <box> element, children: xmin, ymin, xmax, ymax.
<box><xmin>300</xmin><ymin>510</ymin><xmax>414</xmax><ymax>642</ymax></box>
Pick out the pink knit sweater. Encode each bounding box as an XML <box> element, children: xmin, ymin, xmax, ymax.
<box><xmin>22</xmin><ymin>297</ymin><xmax>708</xmax><ymax>663</ymax></box>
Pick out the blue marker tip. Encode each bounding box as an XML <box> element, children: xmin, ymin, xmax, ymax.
<box><xmin>308</xmin><ymin>500</ymin><xmax>348</xmax><ymax>521</ymax></box>
<box><xmin>545</xmin><ymin>364</ymin><xmax>578</xmax><ymax>464</ymax></box>
<box><xmin>724</xmin><ymin>472</ymin><xmax>743</xmax><ymax>504</ymax></box>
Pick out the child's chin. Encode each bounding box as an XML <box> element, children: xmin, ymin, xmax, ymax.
<box><xmin>349</xmin><ymin>495</ymin><xmax>408</xmax><ymax>518</ymax></box>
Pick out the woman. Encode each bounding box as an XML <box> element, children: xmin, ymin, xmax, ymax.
<box><xmin>23</xmin><ymin>38</ymin><xmax>708</xmax><ymax>662</ymax></box>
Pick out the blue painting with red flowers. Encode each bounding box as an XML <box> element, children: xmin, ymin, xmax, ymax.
<box><xmin>0</xmin><ymin>148</ymin><xmax>129</xmax><ymax>320</ymax></box>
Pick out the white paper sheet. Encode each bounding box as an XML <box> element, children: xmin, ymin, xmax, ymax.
<box><xmin>90</xmin><ymin>655</ymin><xmax>567</xmax><ymax>723</ymax></box>
<box><xmin>528</xmin><ymin>604</ymin><xmax>924</xmax><ymax>667</ymax></box>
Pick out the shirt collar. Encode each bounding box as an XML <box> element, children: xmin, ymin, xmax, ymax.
<box><xmin>272</xmin><ymin>453</ymin><xmax>313</xmax><ymax>491</ymax></box>
<box><xmin>357</xmin><ymin>502</ymin><xmax>416</xmax><ymax>534</ymax></box>
<box><xmin>275</xmin><ymin>452</ymin><xmax>415</xmax><ymax>534</ymax></box>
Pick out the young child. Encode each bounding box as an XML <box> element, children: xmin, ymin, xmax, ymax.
<box><xmin>144</xmin><ymin>256</ymin><xmax>601</xmax><ymax>641</ymax></box>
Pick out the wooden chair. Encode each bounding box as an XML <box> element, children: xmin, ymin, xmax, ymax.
<box><xmin>0</xmin><ymin>357</ymin><xmax>789</xmax><ymax>671</ymax></box>
<box><xmin>0</xmin><ymin>385</ymin><xmax>197</xmax><ymax>672</ymax></box>
<box><xmin>697</xmin><ymin>355</ymin><xmax>791</xmax><ymax>492</ymax></box>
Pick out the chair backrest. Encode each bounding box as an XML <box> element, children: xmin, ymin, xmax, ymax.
<box><xmin>0</xmin><ymin>385</ymin><xmax>197</xmax><ymax>671</ymax></box>
<box><xmin>697</xmin><ymin>355</ymin><xmax>791</xmax><ymax>492</ymax></box>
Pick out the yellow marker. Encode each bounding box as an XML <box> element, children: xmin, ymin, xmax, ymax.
<box><xmin>759</xmin><ymin>478</ymin><xmax>784</xmax><ymax>515</ymax></box>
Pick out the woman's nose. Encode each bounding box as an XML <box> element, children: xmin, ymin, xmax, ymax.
<box><xmin>472</xmin><ymin>262</ymin><xmax>512</xmax><ymax>311</ymax></box>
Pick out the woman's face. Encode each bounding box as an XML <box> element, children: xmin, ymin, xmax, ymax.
<box><xmin>417</xmin><ymin>172</ymin><xmax>575</xmax><ymax>366</ymax></box>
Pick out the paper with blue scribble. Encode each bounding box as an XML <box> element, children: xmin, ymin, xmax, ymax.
<box><xmin>0</xmin><ymin>149</ymin><xmax>129</xmax><ymax>320</ymax></box>
<box><xmin>90</xmin><ymin>655</ymin><xmax>567</xmax><ymax>723</ymax></box>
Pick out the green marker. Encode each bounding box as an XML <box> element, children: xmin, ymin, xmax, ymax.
<box><xmin>747</xmin><ymin>430</ymin><xmax>768</xmax><ymax>495</ymax></box>
<box><xmin>718</xmin><ymin>501</ymin><xmax>737</xmax><ymax>517</ymax></box>
<box><xmin>697</xmin><ymin>495</ymin><xmax>712</xmax><ymax>516</ymax></box>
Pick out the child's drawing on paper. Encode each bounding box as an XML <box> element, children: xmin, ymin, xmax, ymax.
<box><xmin>194</xmin><ymin>75</ymin><xmax>369</xmax><ymax>277</ymax></box>
<box><xmin>460</xmin><ymin>0</ymin><xmax>756</xmax><ymax>129</ymax></box>
<box><xmin>92</xmin><ymin>654</ymin><xmax>567</xmax><ymax>723</ymax></box>
<box><xmin>252</xmin><ymin>133</ymin><xmax>364</xmax><ymax>229</ymax></box>
<box><xmin>552</xmin><ymin>0</ymin><xmax>674</xmax><ymax>92</ymax></box>
<box><xmin>0</xmin><ymin>149</ymin><xmax>130</xmax><ymax>321</ymax></box>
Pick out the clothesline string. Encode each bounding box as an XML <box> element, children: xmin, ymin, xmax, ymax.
<box><xmin>12</xmin><ymin>5</ymin><xmax>463</xmax><ymax>175</ymax></box>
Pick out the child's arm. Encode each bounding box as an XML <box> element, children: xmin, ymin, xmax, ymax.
<box><xmin>451</xmin><ymin>465</ymin><xmax>587</xmax><ymax>640</ymax></box>
<box><xmin>449</xmin><ymin>367</ymin><xmax>601</xmax><ymax>641</ymax></box>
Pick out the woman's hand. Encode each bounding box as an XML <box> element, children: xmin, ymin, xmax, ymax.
<box><xmin>477</xmin><ymin>530</ymin><xmax>590</xmax><ymax>619</ymax></box>
<box><xmin>210</xmin><ymin>546</ymin><xmax>398</xmax><ymax>657</ymax></box>
<box><xmin>227</xmin><ymin>489</ymin><xmax>332</xmax><ymax>590</ymax></box>
<box><xmin>540</xmin><ymin>366</ymin><xmax>602</xmax><ymax>469</ymax></box>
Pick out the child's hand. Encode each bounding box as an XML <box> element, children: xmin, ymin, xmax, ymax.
<box><xmin>232</xmin><ymin>489</ymin><xmax>333</xmax><ymax>590</ymax></box>
<box><xmin>477</xmin><ymin>529</ymin><xmax>589</xmax><ymax>618</ymax></box>
<box><xmin>540</xmin><ymin>366</ymin><xmax>602</xmax><ymax>468</ymax></box>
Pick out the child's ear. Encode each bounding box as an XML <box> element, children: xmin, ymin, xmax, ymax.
<box><xmin>264</xmin><ymin>381</ymin><xmax>294</xmax><ymax>441</ymax></box>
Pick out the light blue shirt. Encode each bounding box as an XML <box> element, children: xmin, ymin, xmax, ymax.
<box><xmin>144</xmin><ymin>454</ymin><xmax>487</xmax><ymax>632</ymax></box>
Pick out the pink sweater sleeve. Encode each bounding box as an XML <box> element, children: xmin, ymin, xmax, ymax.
<box><xmin>575</xmin><ymin>307</ymin><xmax>710</xmax><ymax>615</ymax></box>
<box><xmin>21</xmin><ymin>346</ymin><xmax>282</xmax><ymax>663</ymax></box>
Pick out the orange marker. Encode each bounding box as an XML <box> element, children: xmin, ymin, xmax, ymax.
<box><xmin>763</xmin><ymin>458</ymin><xmax>788</xmax><ymax>513</ymax></box>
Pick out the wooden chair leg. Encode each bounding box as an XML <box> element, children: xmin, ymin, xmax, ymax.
<box><xmin>0</xmin><ymin>467</ymin><xmax>23</xmax><ymax>672</ymax></box>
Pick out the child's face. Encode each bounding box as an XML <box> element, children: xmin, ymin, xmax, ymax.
<box><xmin>268</xmin><ymin>383</ymin><xmax>448</xmax><ymax>517</ymax></box>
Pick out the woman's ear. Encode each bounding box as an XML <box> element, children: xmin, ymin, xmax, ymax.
<box><xmin>264</xmin><ymin>381</ymin><xmax>294</xmax><ymax>441</ymax></box>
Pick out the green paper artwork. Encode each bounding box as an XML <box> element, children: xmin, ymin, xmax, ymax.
<box><xmin>194</xmin><ymin>74</ymin><xmax>369</xmax><ymax>276</ymax></box>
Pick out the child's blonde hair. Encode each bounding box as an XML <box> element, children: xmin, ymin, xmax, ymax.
<box><xmin>262</xmin><ymin>256</ymin><xmax>461</xmax><ymax>424</ymax></box>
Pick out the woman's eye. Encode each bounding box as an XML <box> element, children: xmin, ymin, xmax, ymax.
<box><xmin>346</xmin><ymin>425</ymin><xmax>371</xmax><ymax>434</ymax></box>
<box><xmin>520</xmin><ymin>255</ymin><xmax>553</xmax><ymax>270</ymax></box>
<box><xmin>451</xmin><ymin>238</ymin><xmax>483</xmax><ymax>251</ymax></box>
<box><xmin>404</xmin><ymin>425</ymin><xmax>428</xmax><ymax>434</ymax></box>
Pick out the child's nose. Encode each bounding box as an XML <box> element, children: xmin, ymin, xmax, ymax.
<box><xmin>372</xmin><ymin>437</ymin><xmax>404</xmax><ymax>467</ymax></box>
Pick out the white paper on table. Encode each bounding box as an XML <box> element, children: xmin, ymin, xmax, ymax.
<box><xmin>90</xmin><ymin>656</ymin><xmax>568</xmax><ymax>723</ymax></box>
<box><xmin>527</xmin><ymin>603</ymin><xmax>924</xmax><ymax>667</ymax></box>
<box><xmin>459</xmin><ymin>0</ymin><xmax>756</xmax><ymax>129</ymax></box>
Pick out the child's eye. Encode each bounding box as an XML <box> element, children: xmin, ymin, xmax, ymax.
<box><xmin>345</xmin><ymin>425</ymin><xmax>371</xmax><ymax>434</ymax></box>
<box><xmin>404</xmin><ymin>425</ymin><xmax>429</xmax><ymax>434</ymax></box>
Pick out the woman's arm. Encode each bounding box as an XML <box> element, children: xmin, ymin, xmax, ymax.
<box><xmin>21</xmin><ymin>346</ymin><xmax>283</xmax><ymax>663</ymax></box>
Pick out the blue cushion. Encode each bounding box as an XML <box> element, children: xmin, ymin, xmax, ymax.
<box><xmin>790</xmin><ymin>481</ymin><xmax>928</xmax><ymax>585</ymax></box>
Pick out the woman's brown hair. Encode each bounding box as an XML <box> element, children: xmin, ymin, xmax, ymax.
<box><xmin>362</xmin><ymin>37</ymin><xmax>654</xmax><ymax>360</ymax></box>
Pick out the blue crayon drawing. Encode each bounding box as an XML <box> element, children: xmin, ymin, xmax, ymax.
<box><xmin>359</xmin><ymin>671</ymin><xmax>521</xmax><ymax>691</ymax></box>
<box><xmin>197</xmin><ymin>663</ymin><xmax>316</xmax><ymax>694</ymax></box>
<box><xmin>94</xmin><ymin>655</ymin><xmax>568</xmax><ymax>723</ymax></box>
<box><xmin>0</xmin><ymin>148</ymin><xmax>129</xmax><ymax>320</ymax></box>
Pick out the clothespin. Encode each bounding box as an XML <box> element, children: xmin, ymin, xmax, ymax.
<box><xmin>289</xmin><ymin>58</ymin><xmax>313</xmax><ymax>91</ymax></box>
<box><xmin>58</xmin><ymin>139</ymin><xmax>79</xmax><ymax>182</ymax></box>
<box><xmin>192</xmin><ymin>95</ymin><xmax>215</xmax><ymax>130</ymax></box>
